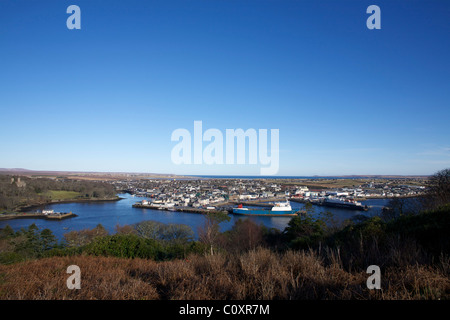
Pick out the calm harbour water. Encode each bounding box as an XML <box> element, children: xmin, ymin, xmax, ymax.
<box><xmin>0</xmin><ymin>193</ymin><xmax>391</xmax><ymax>240</ymax></box>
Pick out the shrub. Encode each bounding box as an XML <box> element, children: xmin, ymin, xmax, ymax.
<box><xmin>63</xmin><ymin>224</ymin><xmax>108</xmax><ymax>247</ymax></box>
<box><xmin>284</xmin><ymin>213</ymin><xmax>328</xmax><ymax>249</ymax></box>
<box><xmin>134</xmin><ymin>221</ymin><xmax>194</xmax><ymax>244</ymax></box>
<box><xmin>0</xmin><ymin>251</ymin><xmax>23</xmax><ymax>265</ymax></box>
<box><xmin>386</xmin><ymin>204</ymin><xmax>450</xmax><ymax>256</ymax></box>
<box><xmin>84</xmin><ymin>234</ymin><xmax>162</xmax><ymax>260</ymax></box>
<box><xmin>219</xmin><ymin>218</ymin><xmax>265</xmax><ymax>253</ymax></box>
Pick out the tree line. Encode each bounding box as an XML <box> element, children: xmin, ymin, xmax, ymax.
<box><xmin>0</xmin><ymin>175</ymin><xmax>116</xmax><ymax>211</ymax></box>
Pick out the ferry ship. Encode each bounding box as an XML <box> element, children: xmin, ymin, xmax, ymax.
<box><xmin>232</xmin><ymin>201</ymin><xmax>298</xmax><ymax>216</ymax></box>
<box><xmin>133</xmin><ymin>199</ymin><xmax>176</xmax><ymax>210</ymax></box>
<box><xmin>319</xmin><ymin>197</ymin><xmax>368</xmax><ymax>211</ymax></box>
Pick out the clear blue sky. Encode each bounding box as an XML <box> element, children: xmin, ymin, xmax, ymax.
<box><xmin>0</xmin><ymin>0</ymin><xmax>449</xmax><ymax>176</ymax></box>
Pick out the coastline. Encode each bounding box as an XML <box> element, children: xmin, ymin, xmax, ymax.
<box><xmin>0</xmin><ymin>212</ymin><xmax>78</xmax><ymax>221</ymax></box>
<box><xmin>14</xmin><ymin>196</ymin><xmax>123</xmax><ymax>212</ymax></box>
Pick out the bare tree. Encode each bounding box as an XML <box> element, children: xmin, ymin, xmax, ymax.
<box><xmin>197</xmin><ymin>212</ymin><xmax>230</xmax><ymax>255</ymax></box>
<box><xmin>425</xmin><ymin>168</ymin><xmax>450</xmax><ymax>209</ymax></box>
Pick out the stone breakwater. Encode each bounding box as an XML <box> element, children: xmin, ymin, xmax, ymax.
<box><xmin>0</xmin><ymin>212</ymin><xmax>77</xmax><ymax>221</ymax></box>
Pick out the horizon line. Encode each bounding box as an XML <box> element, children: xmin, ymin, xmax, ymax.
<box><xmin>0</xmin><ymin>168</ymin><xmax>431</xmax><ymax>178</ymax></box>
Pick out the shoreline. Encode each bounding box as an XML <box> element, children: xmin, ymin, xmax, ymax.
<box><xmin>0</xmin><ymin>212</ymin><xmax>78</xmax><ymax>221</ymax></box>
<box><xmin>15</xmin><ymin>196</ymin><xmax>123</xmax><ymax>212</ymax></box>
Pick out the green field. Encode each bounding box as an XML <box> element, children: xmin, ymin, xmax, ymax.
<box><xmin>42</xmin><ymin>190</ymin><xmax>81</xmax><ymax>200</ymax></box>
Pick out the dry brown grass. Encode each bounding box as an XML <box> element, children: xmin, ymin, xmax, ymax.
<box><xmin>0</xmin><ymin>256</ymin><xmax>159</xmax><ymax>300</ymax></box>
<box><xmin>0</xmin><ymin>248</ymin><xmax>448</xmax><ymax>300</ymax></box>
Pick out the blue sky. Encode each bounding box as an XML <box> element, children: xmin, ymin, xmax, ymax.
<box><xmin>0</xmin><ymin>0</ymin><xmax>449</xmax><ymax>176</ymax></box>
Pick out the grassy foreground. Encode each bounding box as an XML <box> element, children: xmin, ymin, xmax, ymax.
<box><xmin>0</xmin><ymin>248</ymin><xmax>448</xmax><ymax>300</ymax></box>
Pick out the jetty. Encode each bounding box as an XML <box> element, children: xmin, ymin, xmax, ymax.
<box><xmin>176</xmin><ymin>207</ymin><xmax>228</xmax><ymax>215</ymax></box>
<box><xmin>132</xmin><ymin>203</ymin><xmax>228</xmax><ymax>215</ymax></box>
<box><xmin>132</xmin><ymin>201</ymin><xmax>306</xmax><ymax>217</ymax></box>
<box><xmin>132</xmin><ymin>203</ymin><xmax>167</xmax><ymax>210</ymax></box>
<box><xmin>0</xmin><ymin>212</ymin><xmax>77</xmax><ymax>221</ymax></box>
<box><xmin>232</xmin><ymin>210</ymin><xmax>304</xmax><ymax>217</ymax></box>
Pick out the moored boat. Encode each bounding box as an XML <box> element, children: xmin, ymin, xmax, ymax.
<box><xmin>319</xmin><ymin>197</ymin><xmax>368</xmax><ymax>211</ymax></box>
<box><xmin>232</xmin><ymin>201</ymin><xmax>298</xmax><ymax>216</ymax></box>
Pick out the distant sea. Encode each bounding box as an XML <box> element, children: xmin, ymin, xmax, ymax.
<box><xmin>191</xmin><ymin>175</ymin><xmax>389</xmax><ymax>180</ymax></box>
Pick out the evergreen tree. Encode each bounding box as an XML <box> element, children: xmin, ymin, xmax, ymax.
<box><xmin>0</xmin><ymin>225</ymin><xmax>14</xmax><ymax>238</ymax></box>
<box><xmin>40</xmin><ymin>228</ymin><xmax>57</xmax><ymax>251</ymax></box>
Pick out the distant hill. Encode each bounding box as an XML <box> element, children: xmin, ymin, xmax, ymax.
<box><xmin>0</xmin><ymin>168</ymin><xmax>192</xmax><ymax>180</ymax></box>
<box><xmin>0</xmin><ymin>168</ymin><xmax>33</xmax><ymax>172</ymax></box>
<box><xmin>338</xmin><ymin>175</ymin><xmax>429</xmax><ymax>179</ymax></box>
<box><xmin>0</xmin><ymin>168</ymin><xmax>429</xmax><ymax>180</ymax></box>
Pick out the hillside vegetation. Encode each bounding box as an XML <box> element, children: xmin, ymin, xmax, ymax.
<box><xmin>0</xmin><ymin>204</ymin><xmax>449</xmax><ymax>300</ymax></box>
<box><xmin>0</xmin><ymin>175</ymin><xmax>116</xmax><ymax>211</ymax></box>
<box><xmin>0</xmin><ymin>249</ymin><xmax>448</xmax><ymax>300</ymax></box>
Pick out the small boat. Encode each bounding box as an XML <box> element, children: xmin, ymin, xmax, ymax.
<box><xmin>232</xmin><ymin>201</ymin><xmax>298</xmax><ymax>216</ymax></box>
